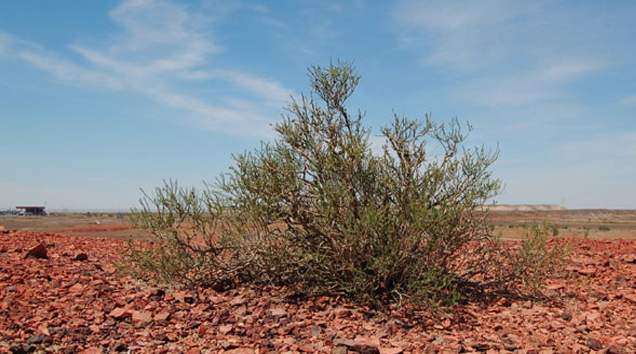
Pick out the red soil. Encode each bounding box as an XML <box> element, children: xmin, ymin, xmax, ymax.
<box><xmin>1</xmin><ymin>230</ymin><xmax>636</xmax><ymax>353</ymax></box>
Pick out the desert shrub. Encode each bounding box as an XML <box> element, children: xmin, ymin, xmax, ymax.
<box><xmin>599</xmin><ymin>225</ymin><xmax>610</xmax><ymax>231</ymax></box>
<box><xmin>503</xmin><ymin>222</ymin><xmax>570</xmax><ymax>294</ymax></box>
<box><xmin>128</xmin><ymin>61</ymin><xmax>569</xmax><ymax>307</ymax></box>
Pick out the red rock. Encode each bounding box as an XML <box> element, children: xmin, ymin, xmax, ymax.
<box><xmin>89</xmin><ymin>324</ymin><xmax>100</xmax><ymax>333</ymax></box>
<box><xmin>132</xmin><ymin>310</ymin><xmax>153</xmax><ymax>325</ymax></box>
<box><xmin>335</xmin><ymin>339</ymin><xmax>380</xmax><ymax>354</ymax></box>
<box><xmin>154</xmin><ymin>310</ymin><xmax>171</xmax><ymax>322</ymax></box>
<box><xmin>173</xmin><ymin>290</ymin><xmax>186</xmax><ymax>303</ymax></box>
<box><xmin>73</xmin><ymin>253</ymin><xmax>89</xmax><ymax>261</ymax></box>
<box><xmin>37</xmin><ymin>324</ymin><xmax>50</xmax><ymax>336</ymax></box>
<box><xmin>588</xmin><ymin>338</ymin><xmax>603</xmax><ymax>351</ymax></box>
<box><xmin>80</xmin><ymin>347</ymin><xmax>103</xmax><ymax>354</ymax></box>
<box><xmin>225</xmin><ymin>348</ymin><xmax>254</xmax><ymax>354</ymax></box>
<box><xmin>622</xmin><ymin>293</ymin><xmax>636</xmax><ymax>304</ymax></box>
<box><xmin>621</xmin><ymin>254</ymin><xmax>636</xmax><ymax>263</ymax></box>
<box><xmin>109</xmin><ymin>307</ymin><xmax>132</xmax><ymax>319</ymax></box>
<box><xmin>298</xmin><ymin>344</ymin><xmax>314</xmax><ymax>352</ymax></box>
<box><xmin>219</xmin><ymin>324</ymin><xmax>233</xmax><ymax>335</ymax></box>
<box><xmin>230</xmin><ymin>296</ymin><xmax>246</xmax><ymax>306</ymax></box>
<box><xmin>545</xmin><ymin>283</ymin><xmax>565</xmax><ymax>291</ymax></box>
<box><xmin>334</xmin><ymin>308</ymin><xmax>352</xmax><ymax>318</ymax></box>
<box><xmin>333</xmin><ymin>347</ymin><xmax>348</xmax><ymax>354</ymax></box>
<box><xmin>25</xmin><ymin>243</ymin><xmax>48</xmax><ymax>259</ymax></box>
<box><xmin>69</xmin><ymin>283</ymin><xmax>84</xmax><ymax>293</ymax></box>
<box><xmin>577</xmin><ymin>267</ymin><xmax>596</xmax><ymax>276</ymax></box>
<box><xmin>270</xmin><ymin>307</ymin><xmax>287</xmax><ymax>317</ymax></box>
<box><xmin>3</xmin><ymin>231</ymin><xmax>636</xmax><ymax>354</ymax></box>
<box><xmin>607</xmin><ymin>343</ymin><xmax>626</xmax><ymax>354</ymax></box>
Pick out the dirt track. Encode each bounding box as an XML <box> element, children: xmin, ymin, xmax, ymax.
<box><xmin>3</xmin><ymin>208</ymin><xmax>635</xmax><ymax>241</ymax></box>
<box><xmin>488</xmin><ymin>209</ymin><xmax>636</xmax><ymax>240</ymax></box>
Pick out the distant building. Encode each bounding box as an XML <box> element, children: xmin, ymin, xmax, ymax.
<box><xmin>16</xmin><ymin>206</ymin><xmax>46</xmax><ymax>215</ymax></box>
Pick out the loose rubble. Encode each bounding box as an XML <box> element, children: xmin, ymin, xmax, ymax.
<box><xmin>1</xmin><ymin>231</ymin><xmax>636</xmax><ymax>353</ymax></box>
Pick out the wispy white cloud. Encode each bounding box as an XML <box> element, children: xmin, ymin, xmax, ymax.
<box><xmin>0</xmin><ymin>31</ymin><xmax>12</xmax><ymax>56</ymax></box>
<box><xmin>392</xmin><ymin>1</ymin><xmax>610</xmax><ymax>109</ymax></box>
<box><xmin>257</xmin><ymin>1</ymin><xmax>352</xmax><ymax>61</ymax></box>
<box><xmin>620</xmin><ymin>94</ymin><xmax>636</xmax><ymax>105</ymax></box>
<box><xmin>559</xmin><ymin>131</ymin><xmax>636</xmax><ymax>165</ymax></box>
<box><xmin>466</xmin><ymin>59</ymin><xmax>605</xmax><ymax>107</ymax></box>
<box><xmin>17</xmin><ymin>50</ymin><xmax>124</xmax><ymax>89</ymax></box>
<box><xmin>1</xmin><ymin>0</ymin><xmax>291</xmax><ymax>138</ymax></box>
<box><xmin>216</xmin><ymin>70</ymin><xmax>291</xmax><ymax>107</ymax></box>
<box><xmin>396</xmin><ymin>0</ymin><xmax>524</xmax><ymax>32</ymax></box>
<box><xmin>393</xmin><ymin>0</ymin><xmax>536</xmax><ymax>71</ymax></box>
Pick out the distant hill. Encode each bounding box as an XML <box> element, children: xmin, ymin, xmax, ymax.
<box><xmin>487</xmin><ymin>204</ymin><xmax>567</xmax><ymax>212</ymax></box>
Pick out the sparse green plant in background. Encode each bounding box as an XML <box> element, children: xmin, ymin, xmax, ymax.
<box><xmin>127</xmin><ymin>181</ymin><xmax>241</xmax><ymax>288</ymax></box>
<box><xmin>505</xmin><ymin>222</ymin><xmax>570</xmax><ymax>294</ymax></box>
<box><xmin>128</xmin><ymin>61</ymin><xmax>570</xmax><ymax>307</ymax></box>
<box><xmin>599</xmin><ymin>225</ymin><xmax>610</xmax><ymax>231</ymax></box>
<box><xmin>551</xmin><ymin>225</ymin><xmax>559</xmax><ymax>236</ymax></box>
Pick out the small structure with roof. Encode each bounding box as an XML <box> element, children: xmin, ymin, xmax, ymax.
<box><xmin>16</xmin><ymin>206</ymin><xmax>46</xmax><ymax>215</ymax></box>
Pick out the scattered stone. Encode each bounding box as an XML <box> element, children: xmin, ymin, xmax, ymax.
<box><xmin>89</xmin><ymin>324</ymin><xmax>100</xmax><ymax>333</ymax></box>
<box><xmin>270</xmin><ymin>307</ymin><xmax>287</xmax><ymax>317</ymax></box>
<box><xmin>622</xmin><ymin>293</ymin><xmax>636</xmax><ymax>304</ymax></box>
<box><xmin>333</xmin><ymin>347</ymin><xmax>348</xmax><ymax>354</ymax></box>
<box><xmin>132</xmin><ymin>310</ymin><xmax>153</xmax><ymax>325</ymax></box>
<box><xmin>225</xmin><ymin>348</ymin><xmax>254</xmax><ymax>354</ymax></box>
<box><xmin>109</xmin><ymin>341</ymin><xmax>128</xmax><ymax>352</ymax></box>
<box><xmin>621</xmin><ymin>254</ymin><xmax>636</xmax><ymax>263</ymax></box>
<box><xmin>587</xmin><ymin>338</ymin><xmax>603</xmax><ymax>351</ymax></box>
<box><xmin>577</xmin><ymin>267</ymin><xmax>596</xmax><ymax>276</ymax></box>
<box><xmin>219</xmin><ymin>324</ymin><xmax>233</xmax><ymax>335</ymax></box>
<box><xmin>334</xmin><ymin>308</ymin><xmax>352</xmax><ymax>318</ymax></box>
<box><xmin>69</xmin><ymin>283</ymin><xmax>84</xmax><ymax>293</ymax></box>
<box><xmin>73</xmin><ymin>253</ymin><xmax>88</xmax><ymax>261</ymax></box>
<box><xmin>335</xmin><ymin>339</ymin><xmax>380</xmax><ymax>354</ymax></box>
<box><xmin>3</xmin><ymin>231</ymin><xmax>636</xmax><ymax>354</ymax></box>
<box><xmin>109</xmin><ymin>307</ymin><xmax>132</xmax><ymax>320</ymax></box>
<box><xmin>154</xmin><ymin>310</ymin><xmax>171</xmax><ymax>322</ymax></box>
<box><xmin>25</xmin><ymin>335</ymin><xmax>50</xmax><ymax>345</ymax></box>
<box><xmin>607</xmin><ymin>343</ymin><xmax>625</xmax><ymax>354</ymax></box>
<box><xmin>9</xmin><ymin>344</ymin><xmax>35</xmax><ymax>354</ymax></box>
<box><xmin>80</xmin><ymin>347</ymin><xmax>103</xmax><ymax>354</ymax></box>
<box><xmin>25</xmin><ymin>243</ymin><xmax>47</xmax><ymax>259</ymax></box>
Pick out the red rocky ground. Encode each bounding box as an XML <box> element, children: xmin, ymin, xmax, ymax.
<box><xmin>1</xmin><ymin>230</ymin><xmax>636</xmax><ymax>354</ymax></box>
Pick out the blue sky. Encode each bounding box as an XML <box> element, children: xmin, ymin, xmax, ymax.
<box><xmin>1</xmin><ymin>0</ymin><xmax>635</xmax><ymax>211</ymax></box>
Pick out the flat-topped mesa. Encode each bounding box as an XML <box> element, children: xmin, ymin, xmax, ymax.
<box><xmin>487</xmin><ymin>204</ymin><xmax>567</xmax><ymax>212</ymax></box>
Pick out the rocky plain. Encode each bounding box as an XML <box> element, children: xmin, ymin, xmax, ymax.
<box><xmin>1</xmin><ymin>210</ymin><xmax>636</xmax><ymax>354</ymax></box>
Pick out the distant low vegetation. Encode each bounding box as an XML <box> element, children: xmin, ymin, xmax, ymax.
<box><xmin>127</xmin><ymin>61</ymin><xmax>569</xmax><ymax>308</ymax></box>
